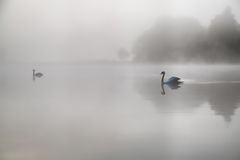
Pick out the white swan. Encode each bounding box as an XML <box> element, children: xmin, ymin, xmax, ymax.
<box><xmin>161</xmin><ymin>71</ymin><xmax>182</xmax><ymax>85</ymax></box>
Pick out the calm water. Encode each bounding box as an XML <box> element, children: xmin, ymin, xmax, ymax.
<box><xmin>1</xmin><ymin>64</ymin><xmax>240</xmax><ymax>160</ymax></box>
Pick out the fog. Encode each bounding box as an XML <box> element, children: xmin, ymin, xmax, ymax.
<box><xmin>0</xmin><ymin>0</ymin><xmax>240</xmax><ymax>63</ymax></box>
<box><xmin>1</xmin><ymin>64</ymin><xmax>240</xmax><ymax>160</ymax></box>
<box><xmin>133</xmin><ymin>7</ymin><xmax>240</xmax><ymax>63</ymax></box>
<box><xmin>2</xmin><ymin>2</ymin><xmax>240</xmax><ymax>160</ymax></box>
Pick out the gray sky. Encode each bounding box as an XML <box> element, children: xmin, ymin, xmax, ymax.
<box><xmin>1</xmin><ymin>0</ymin><xmax>240</xmax><ymax>62</ymax></box>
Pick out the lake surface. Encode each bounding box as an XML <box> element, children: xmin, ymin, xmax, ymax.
<box><xmin>1</xmin><ymin>64</ymin><xmax>240</xmax><ymax>160</ymax></box>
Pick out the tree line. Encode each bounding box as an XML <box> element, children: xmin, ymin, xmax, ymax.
<box><xmin>133</xmin><ymin>7</ymin><xmax>240</xmax><ymax>63</ymax></box>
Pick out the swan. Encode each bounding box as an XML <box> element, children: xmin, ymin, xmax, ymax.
<box><xmin>33</xmin><ymin>69</ymin><xmax>43</xmax><ymax>80</ymax></box>
<box><xmin>160</xmin><ymin>71</ymin><xmax>183</xmax><ymax>95</ymax></box>
<box><xmin>161</xmin><ymin>71</ymin><xmax>182</xmax><ymax>85</ymax></box>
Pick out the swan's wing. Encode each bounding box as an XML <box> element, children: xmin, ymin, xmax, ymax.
<box><xmin>168</xmin><ymin>77</ymin><xmax>180</xmax><ymax>81</ymax></box>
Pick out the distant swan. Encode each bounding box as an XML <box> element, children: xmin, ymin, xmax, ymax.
<box><xmin>33</xmin><ymin>69</ymin><xmax>43</xmax><ymax>80</ymax></box>
<box><xmin>161</xmin><ymin>71</ymin><xmax>183</xmax><ymax>85</ymax></box>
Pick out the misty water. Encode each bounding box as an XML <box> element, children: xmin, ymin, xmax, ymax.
<box><xmin>1</xmin><ymin>64</ymin><xmax>240</xmax><ymax>160</ymax></box>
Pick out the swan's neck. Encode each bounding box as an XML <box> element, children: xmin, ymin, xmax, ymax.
<box><xmin>161</xmin><ymin>73</ymin><xmax>165</xmax><ymax>84</ymax></box>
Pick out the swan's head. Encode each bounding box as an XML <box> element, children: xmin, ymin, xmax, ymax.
<box><xmin>161</xmin><ymin>71</ymin><xmax>165</xmax><ymax>75</ymax></box>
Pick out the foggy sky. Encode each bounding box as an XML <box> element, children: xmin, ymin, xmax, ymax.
<box><xmin>1</xmin><ymin>0</ymin><xmax>240</xmax><ymax>62</ymax></box>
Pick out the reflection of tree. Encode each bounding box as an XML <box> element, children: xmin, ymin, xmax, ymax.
<box><xmin>207</xmin><ymin>84</ymin><xmax>240</xmax><ymax>122</ymax></box>
<box><xmin>135</xmin><ymin>77</ymin><xmax>240</xmax><ymax>122</ymax></box>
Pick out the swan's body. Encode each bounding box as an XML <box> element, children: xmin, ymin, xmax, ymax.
<box><xmin>161</xmin><ymin>71</ymin><xmax>182</xmax><ymax>85</ymax></box>
<box><xmin>33</xmin><ymin>69</ymin><xmax>43</xmax><ymax>80</ymax></box>
<box><xmin>165</xmin><ymin>76</ymin><xmax>181</xmax><ymax>84</ymax></box>
<box><xmin>35</xmin><ymin>72</ymin><xmax>43</xmax><ymax>77</ymax></box>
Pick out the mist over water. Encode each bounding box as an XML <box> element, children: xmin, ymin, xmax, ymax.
<box><xmin>1</xmin><ymin>0</ymin><xmax>240</xmax><ymax>160</ymax></box>
<box><xmin>0</xmin><ymin>64</ymin><xmax>240</xmax><ymax>160</ymax></box>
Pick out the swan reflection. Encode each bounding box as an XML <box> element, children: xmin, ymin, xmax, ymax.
<box><xmin>161</xmin><ymin>82</ymin><xmax>183</xmax><ymax>95</ymax></box>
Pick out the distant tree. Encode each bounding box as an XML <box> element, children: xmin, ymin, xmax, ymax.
<box><xmin>133</xmin><ymin>7</ymin><xmax>240</xmax><ymax>63</ymax></box>
<box><xmin>133</xmin><ymin>17</ymin><xmax>207</xmax><ymax>63</ymax></box>
<box><xmin>208</xmin><ymin>7</ymin><xmax>240</xmax><ymax>62</ymax></box>
<box><xmin>118</xmin><ymin>47</ymin><xmax>129</xmax><ymax>60</ymax></box>
<box><xmin>209</xmin><ymin>7</ymin><xmax>239</xmax><ymax>41</ymax></box>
